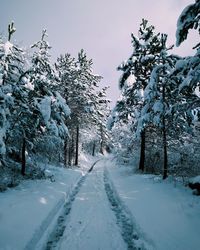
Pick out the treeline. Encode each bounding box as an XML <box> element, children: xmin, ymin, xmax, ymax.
<box><xmin>0</xmin><ymin>24</ymin><xmax>110</xmax><ymax>178</ymax></box>
<box><xmin>110</xmin><ymin>1</ymin><xmax>200</xmax><ymax>179</ymax></box>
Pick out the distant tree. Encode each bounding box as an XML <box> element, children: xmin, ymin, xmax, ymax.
<box><xmin>90</xmin><ymin>86</ymin><xmax>111</xmax><ymax>155</ymax></box>
<box><xmin>56</xmin><ymin>50</ymin><xmax>103</xmax><ymax>165</ymax></box>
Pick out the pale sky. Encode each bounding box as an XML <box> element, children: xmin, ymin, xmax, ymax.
<box><xmin>0</xmin><ymin>0</ymin><xmax>199</xmax><ymax>106</ymax></box>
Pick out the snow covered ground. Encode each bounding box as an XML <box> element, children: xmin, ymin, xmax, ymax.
<box><xmin>0</xmin><ymin>154</ymin><xmax>200</xmax><ymax>250</ymax></box>
<box><xmin>106</xmin><ymin>156</ymin><xmax>200</xmax><ymax>250</ymax></box>
<box><xmin>0</xmin><ymin>155</ymin><xmax>92</xmax><ymax>250</ymax></box>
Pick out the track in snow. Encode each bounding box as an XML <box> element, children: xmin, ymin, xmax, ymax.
<box><xmin>44</xmin><ymin>160</ymin><xmax>100</xmax><ymax>250</ymax></box>
<box><xmin>104</xmin><ymin>168</ymin><xmax>146</xmax><ymax>250</ymax></box>
<box><xmin>45</xmin><ymin>175</ymin><xmax>86</xmax><ymax>250</ymax></box>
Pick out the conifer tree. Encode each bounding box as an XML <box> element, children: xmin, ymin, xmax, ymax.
<box><xmin>13</xmin><ymin>29</ymin><xmax>70</xmax><ymax>174</ymax></box>
<box><xmin>0</xmin><ymin>22</ymin><xmax>25</xmax><ymax>167</ymax></box>
<box><xmin>56</xmin><ymin>50</ymin><xmax>102</xmax><ymax>165</ymax></box>
<box><xmin>117</xmin><ymin>19</ymin><xmax>164</xmax><ymax>171</ymax></box>
<box><xmin>141</xmin><ymin>34</ymin><xmax>179</xmax><ymax>178</ymax></box>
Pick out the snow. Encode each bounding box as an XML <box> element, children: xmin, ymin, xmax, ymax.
<box><xmin>55</xmin><ymin>92</ymin><xmax>71</xmax><ymax>116</ymax></box>
<box><xmin>0</xmin><ymin>108</ymin><xmax>7</xmax><ymax>155</ymax></box>
<box><xmin>4</xmin><ymin>41</ymin><xmax>13</xmax><ymax>56</ymax></box>
<box><xmin>0</xmin><ymin>130</ymin><xmax>6</xmax><ymax>155</ymax></box>
<box><xmin>48</xmin><ymin>120</ymin><xmax>59</xmax><ymax>136</ymax></box>
<box><xmin>126</xmin><ymin>74</ymin><xmax>136</xmax><ymax>86</ymax></box>
<box><xmin>190</xmin><ymin>175</ymin><xmax>200</xmax><ymax>184</ymax></box>
<box><xmin>58</xmin><ymin>162</ymin><xmax>127</xmax><ymax>250</ymax></box>
<box><xmin>176</xmin><ymin>1</ymin><xmax>199</xmax><ymax>46</ymax></box>
<box><xmin>0</xmin><ymin>155</ymin><xmax>200</xmax><ymax>250</ymax></box>
<box><xmin>24</xmin><ymin>81</ymin><xmax>34</xmax><ymax>91</ymax></box>
<box><xmin>152</xmin><ymin>100</ymin><xmax>163</xmax><ymax>113</ymax></box>
<box><xmin>106</xmin><ymin>157</ymin><xmax>200</xmax><ymax>250</ymax></box>
<box><xmin>175</xmin><ymin>58</ymin><xmax>187</xmax><ymax>70</ymax></box>
<box><xmin>38</xmin><ymin>96</ymin><xmax>51</xmax><ymax>125</ymax></box>
<box><xmin>0</xmin><ymin>163</ymin><xmax>86</xmax><ymax>250</ymax></box>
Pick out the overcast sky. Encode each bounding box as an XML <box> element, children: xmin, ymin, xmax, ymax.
<box><xmin>0</xmin><ymin>0</ymin><xmax>198</xmax><ymax>106</ymax></box>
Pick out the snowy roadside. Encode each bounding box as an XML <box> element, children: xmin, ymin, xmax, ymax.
<box><xmin>0</xmin><ymin>154</ymin><xmax>96</xmax><ymax>250</ymax></box>
<box><xmin>105</xmin><ymin>156</ymin><xmax>200</xmax><ymax>250</ymax></box>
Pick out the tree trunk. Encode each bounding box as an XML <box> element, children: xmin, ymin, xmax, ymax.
<box><xmin>71</xmin><ymin>135</ymin><xmax>75</xmax><ymax>165</ymax></box>
<box><xmin>100</xmin><ymin>125</ymin><xmax>104</xmax><ymax>154</ymax></box>
<box><xmin>68</xmin><ymin>138</ymin><xmax>72</xmax><ymax>166</ymax></box>
<box><xmin>163</xmin><ymin>123</ymin><xmax>168</xmax><ymax>179</ymax></box>
<box><xmin>64</xmin><ymin>138</ymin><xmax>68</xmax><ymax>167</ymax></box>
<box><xmin>162</xmin><ymin>85</ymin><xmax>168</xmax><ymax>179</ymax></box>
<box><xmin>139</xmin><ymin>129</ymin><xmax>145</xmax><ymax>171</ymax></box>
<box><xmin>92</xmin><ymin>141</ymin><xmax>96</xmax><ymax>156</ymax></box>
<box><xmin>21</xmin><ymin>137</ymin><xmax>26</xmax><ymax>175</ymax></box>
<box><xmin>68</xmin><ymin>134</ymin><xmax>74</xmax><ymax>166</ymax></box>
<box><xmin>75</xmin><ymin>125</ymin><xmax>79</xmax><ymax>166</ymax></box>
<box><xmin>100</xmin><ymin>139</ymin><xmax>103</xmax><ymax>154</ymax></box>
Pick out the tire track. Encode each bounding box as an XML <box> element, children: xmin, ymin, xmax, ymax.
<box><xmin>45</xmin><ymin>175</ymin><xmax>86</xmax><ymax>250</ymax></box>
<box><xmin>104</xmin><ymin>168</ymin><xmax>147</xmax><ymax>250</ymax></box>
<box><xmin>24</xmin><ymin>174</ymin><xmax>84</xmax><ymax>250</ymax></box>
<box><xmin>24</xmin><ymin>159</ymin><xmax>100</xmax><ymax>250</ymax></box>
<box><xmin>44</xmin><ymin>159</ymin><xmax>101</xmax><ymax>250</ymax></box>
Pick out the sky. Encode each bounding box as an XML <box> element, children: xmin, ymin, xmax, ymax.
<box><xmin>0</xmin><ymin>0</ymin><xmax>199</xmax><ymax>107</ymax></box>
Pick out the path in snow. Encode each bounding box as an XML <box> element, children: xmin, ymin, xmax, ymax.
<box><xmin>24</xmin><ymin>162</ymin><xmax>95</xmax><ymax>250</ymax></box>
<box><xmin>44</xmin><ymin>161</ymin><xmax>100</xmax><ymax>250</ymax></box>
<box><xmin>45</xmin><ymin>174</ymin><xmax>87</xmax><ymax>249</ymax></box>
<box><xmin>42</xmin><ymin>159</ymin><xmax>149</xmax><ymax>250</ymax></box>
<box><xmin>46</xmin><ymin>160</ymin><xmax>127</xmax><ymax>250</ymax></box>
<box><xmin>104</xmin><ymin>168</ymin><xmax>147</xmax><ymax>250</ymax></box>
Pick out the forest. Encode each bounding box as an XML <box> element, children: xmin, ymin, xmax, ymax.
<box><xmin>0</xmin><ymin>24</ymin><xmax>112</xmax><ymax>188</ymax></box>
<box><xmin>0</xmin><ymin>0</ymin><xmax>199</xmax><ymax>189</ymax></box>
<box><xmin>0</xmin><ymin>1</ymin><xmax>200</xmax><ymax>250</ymax></box>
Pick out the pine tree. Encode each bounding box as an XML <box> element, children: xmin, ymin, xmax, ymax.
<box><xmin>141</xmin><ymin>34</ymin><xmax>180</xmax><ymax>178</ymax></box>
<box><xmin>0</xmin><ymin>22</ymin><xmax>26</xmax><ymax>167</ymax></box>
<box><xmin>12</xmin><ymin>29</ymin><xmax>70</xmax><ymax>174</ymax></box>
<box><xmin>56</xmin><ymin>50</ymin><xmax>103</xmax><ymax>165</ymax></box>
<box><xmin>116</xmin><ymin>19</ymin><xmax>164</xmax><ymax>171</ymax></box>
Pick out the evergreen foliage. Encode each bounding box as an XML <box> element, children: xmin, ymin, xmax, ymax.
<box><xmin>0</xmin><ymin>23</ymin><xmax>110</xmax><ymax>189</ymax></box>
<box><xmin>111</xmin><ymin>12</ymin><xmax>200</xmax><ymax>179</ymax></box>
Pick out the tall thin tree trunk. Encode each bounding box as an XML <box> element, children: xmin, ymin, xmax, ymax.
<box><xmin>139</xmin><ymin>129</ymin><xmax>145</xmax><ymax>171</ymax></box>
<box><xmin>75</xmin><ymin>125</ymin><xmax>79</xmax><ymax>166</ymax></box>
<box><xmin>100</xmin><ymin>139</ymin><xmax>103</xmax><ymax>154</ymax></box>
<box><xmin>68</xmin><ymin>137</ymin><xmax>72</xmax><ymax>166</ymax></box>
<box><xmin>100</xmin><ymin>125</ymin><xmax>104</xmax><ymax>154</ymax></box>
<box><xmin>92</xmin><ymin>141</ymin><xmax>96</xmax><ymax>156</ymax></box>
<box><xmin>21</xmin><ymin>137</ymin><xmax>26</xmax><ymax>175</ymax></box>
<box><xmin>162</xmin><ymin>85</ymin><xmax>168</xmax><ymax>179</ymax></box>
<box><xmin>64</xmin><ymin>138</ymin><xmax>68</xmax><ymax>167</ymax></box>
<box><xmin>163</xmin><ymin>122</ymin><xmax>168</xmax><ymax>179</ymax></box>
<box><xmin>71</xmin><ymin>135</ymin><xmax>75</xmax><ymax>165</ymax></box>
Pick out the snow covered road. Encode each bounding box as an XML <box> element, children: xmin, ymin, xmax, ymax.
<box><xmin>1</xmin><ymin>156</ymin><xmax>199</xmax><ymax>250</ymax></box>
<box><xmin>51</xmin><ymin>160</ymin><xmax>127</xmax><ymax>250</ymax></box>
<box><xmin>40</xmin><ymin>159</ymin><xmax>148</xmax><ymax>250</ymax></box>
